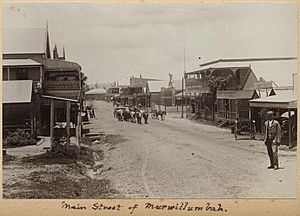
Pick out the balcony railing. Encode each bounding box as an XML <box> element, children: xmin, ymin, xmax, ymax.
<box><xmin>44</xmin><ymin>80</ymin><xmax>80</xmax><ymax>90</ymax></box>
<box><xmin>185</xmin><ymin>78</ymin><xmax>207</xmax><ymax>87</ymax></box>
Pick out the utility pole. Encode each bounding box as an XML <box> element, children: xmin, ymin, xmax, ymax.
<box><xmin>182</xmin><ymin>44</ymin><xmax>187</xmax><ymax>119</ymax></box>
<box><xmin>181</xmin><ymin>77</ymin><xmax>184</xmax><ymax>118</ymax></box>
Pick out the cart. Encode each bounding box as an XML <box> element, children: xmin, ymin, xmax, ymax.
<box><xmin>234</xmin><ymin>119</ymin><xmax>256</xmax><ymax>140</ymax></box>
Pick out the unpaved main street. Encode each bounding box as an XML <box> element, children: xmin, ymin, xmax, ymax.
<box><xmin>89</xmin><ymin>101</ymin><xmax>297</xmax><ymax>198</ymax></box>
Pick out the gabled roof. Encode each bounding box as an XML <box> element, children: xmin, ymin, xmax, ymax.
<box><xmin>3</xmin><ymin>80</ymin><xmax>33</xmax><ymax>104</ymax></box>
<box><xmin>148</xmin><ymin>80</ymin><xmax>168</xmax><ymax>92</ymax></box>
<box><xmin>3</xmin><ymin>28</ymin><xmax>48</xmax><ymax>54</ymax></box>
<box><xmin>3</xmin><ymin>59</ymin><xmax>42</xmax><ymax>67</ymax></box>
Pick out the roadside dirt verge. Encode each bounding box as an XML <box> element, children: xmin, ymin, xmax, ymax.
<box><xmin>2</xmin><ymin>134</ymin><xmax>123</xmax><ymax>199</ymax></box>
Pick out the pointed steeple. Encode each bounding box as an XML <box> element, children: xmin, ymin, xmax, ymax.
<box><xmin>45</xmin><ymin>20</ymin><xmax>51</xmax><ymax>59</ymax></box>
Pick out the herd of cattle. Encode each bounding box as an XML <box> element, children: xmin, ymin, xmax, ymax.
<box><xmin>113</xmin><ymin>106</ymin><xmax>167</xmax><ymax>124</ymax></box>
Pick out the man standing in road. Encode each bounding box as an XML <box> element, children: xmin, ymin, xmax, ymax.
<box><xmin>264</xmin><ymin>111</ymin><xmax>281</xmax><ymax>170</ymax></box>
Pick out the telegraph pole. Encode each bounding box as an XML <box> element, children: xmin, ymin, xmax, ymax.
<box><xmin>181</xmin><ymin>44</ymin><xmax>186</xmax><ymax>118</ymax></box>
<box><xmin>181</xmin><ymin>77</ymin><xmax>184</xmax><ymax>118</ymax></box>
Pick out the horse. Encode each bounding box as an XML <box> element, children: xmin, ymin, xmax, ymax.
<box><xmin>157</xmin><ymin>110</ymin><xmax>167</xmax><ymax>121</ymax></box>
<box><xmin>135</xmin><ymin>111</ymin><xmax>142</xmax><ymax>124</ymax></box>
<box><xmin>123</xmin><ymin>108</ymin><xmax>131</xmax><ymax>122</ymax></box>
<box><xmin>130</xmin><ymin>110</ymin><xmax>136</xmax><ymax>123</ymax></box>
<box><xmin>115</xmin><ymin>109</ymin><xmax>123</xmax><ymax>121</ymax></box>
<box><xmin>141</xmin><ymin>110</ymin><xmax>149</xmax><ymax>124</ymax></box>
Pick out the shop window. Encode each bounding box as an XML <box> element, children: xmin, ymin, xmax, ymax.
<box><xmin>16</xmin><ymin>69</ymin><xmax>29</xmax><ymax>80</ymax></box>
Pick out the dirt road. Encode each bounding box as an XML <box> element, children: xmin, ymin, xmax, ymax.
<box><xmin>88</xmin><ymin>101</ymin><xmax>297</xmax><ymax>198</ymax></box>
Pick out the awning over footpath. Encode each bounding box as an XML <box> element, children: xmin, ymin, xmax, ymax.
<box><xmin>3</xmin><ymin>59</ymin><xmax>42</xmax><ymax>67</ymax></box>
<box><xmin>3</xmin><ymin>80</ymin><xmax>33</xmax><ymax>104</ymax></box>
<box><xmin>217</xmin><ymin>90</ymin><xmax>258</xmax><ymax>100</ymax></box>
<box><xmin>41</xmin><ymin>95</ymin><xmax>79</xmax><ymax>103</ymax></box>
<box><xmin>249</xmin><ymin>91</ymin><xmax>297</xmax><ymax>109</ymax></box>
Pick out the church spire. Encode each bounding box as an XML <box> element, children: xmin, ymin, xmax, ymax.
<box><xmin>45</xmin><ymin>20</ymin><xmax>51</xmax><ymax>59</ymax></box>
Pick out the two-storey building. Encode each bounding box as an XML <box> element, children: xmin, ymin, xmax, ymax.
<box><xmin>3</xmin><ymin>27</ymin><xmax>84</xmax><ymax>147</ymax></box>
<box><xmin>185</xmin><ymin>60</ymin><xmax>258</xmax><ymax>121</ymax></box>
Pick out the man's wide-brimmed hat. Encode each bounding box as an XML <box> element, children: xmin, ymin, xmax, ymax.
<box><xmin>266</xmin><ymin>111</ymin><xmax>275</xmax><ymax>115</ymax></box>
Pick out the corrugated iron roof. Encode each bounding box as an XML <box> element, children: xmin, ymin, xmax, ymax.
<box><xmin>250</xmin><ymin>91</ymin><xmax>297</xmax><ymax>103</ymax></box>
<box><xmin>217</xmin><ymin>90</ymin><xmax>257</xmax><ymax>99</ymax></box>
<box><xmin>200</xmin><ymin>62</ymin><xmax>251</xmax><ymax>71</ymax></box>
<box><xmin>3</xmin><ymin>80</ymin><xmax>33</xmax><ymax>103</ymax></box>
<box><xmin>200</xmin><ymin>57</ymin><xmax>296</xmax><ymax>67</ymax></box>
<box><xmin>42</xmin><ymin>58</ymin><xmax>81</xmax><ymax>71</ymax></box>
<box><xmin>3</xmin><ymin>59</ymin><xmax>41</xmax><ymax>67</ymax></box>
<box><xmin>3</xmin><ymin>28</ymin><xmax>47</xmax><ymax>54</ymax></box>
<box><xmin>190</xmin><ymin>58</ymin><xmax>297</xmax><ymax>86</ymax></box>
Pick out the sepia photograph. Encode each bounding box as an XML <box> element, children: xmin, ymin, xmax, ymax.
<box><xmin>2</xmin><ymin>2</ymin><xmax>298</xmax><ymax>199</ymax></box>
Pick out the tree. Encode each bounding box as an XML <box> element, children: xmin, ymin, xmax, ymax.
<box><xmin>207</xmin><ymin>73</ymin><xmax>234</xmax><ymax>120</ymax></box>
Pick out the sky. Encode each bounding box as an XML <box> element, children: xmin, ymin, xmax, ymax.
<box><xmin>3</xmin><ymin>2</ymin><xmax>298</xmax><ymax>86</ymax></box>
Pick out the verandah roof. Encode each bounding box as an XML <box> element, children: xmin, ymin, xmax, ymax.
<box><xmin>249</xmin><ymin>91</ymin><xmax>297</xmax><ymax>109</ymax></box>
<box><xmin>3</xmin><ymin>80</ymin><xmax>33</xmax><ymax>104</ymax></box>
<box><xmin>3</xmin><ymin>59</ymin><xmax>42</xmax><ymax>67</ymax></box>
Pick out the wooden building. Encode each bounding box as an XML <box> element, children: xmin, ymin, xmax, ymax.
<box><xmin>85</xmin><ymin>88</ymin><xmax>106</xmax><ymax>101</ymax></box>
<box><xmin>147</xmin><ymin>80</ymin><xmax>168</xmax><ymax>105</ymax></box>
<box><xmin>3</xmin><ymin>80</ymin><xmax>35</xmax><ymax>136</ymax></box>
<box><xmin>118</xmin><ymin>76</ymin><xmax>160</xmax><ymax>107</ymax></box>
<box><xmin>250</xmin><ymin>89</ymin><xmax>297</xmax><ymax>147</ymax></box>
<box><xmin>217</xmin><ymin>90</ymin><xmax>259</xmax><ymax>120</ymax></box>
<box><xmin>185</xmin><ymin>61</ymin><xmax>258</xmax><ymax>120</ymax></box>
<box><xmin>3</xmin><ymin>26</ymin><xmax>84</xmax><ymax>148</ymax></box>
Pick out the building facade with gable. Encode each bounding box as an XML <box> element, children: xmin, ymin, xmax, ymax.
<box><xmin>3</xmin><ymin>26</ymin><xmax>85</xmax><ymax>147</ymax></box>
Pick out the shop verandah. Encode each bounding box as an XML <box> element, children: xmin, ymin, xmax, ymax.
<box><xmin>41</xmin><ymin>95</ymin><xmax>82</xmax><ymax>149</ymax></box>
<box><xmin>249</xmin><ymin>92</ymin><xmax>297</xmax><ymax>148</ymax></box>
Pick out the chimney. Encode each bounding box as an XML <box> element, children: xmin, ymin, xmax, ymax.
<box><xmin>62</xmin><ymin>46</ymin><xmax>66</xmax><ymax>60</ymax></box>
